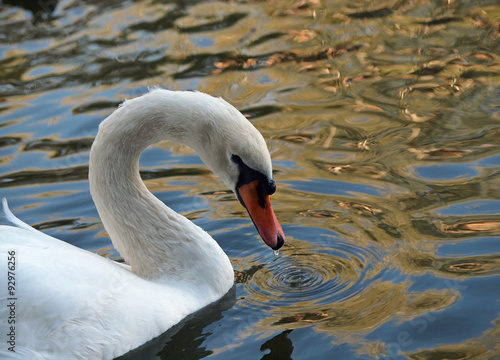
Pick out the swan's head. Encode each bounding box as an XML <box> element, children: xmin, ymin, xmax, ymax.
<box><xmin>156</xmin><ymin>90</ymin><xmax>285</xmax><ymax>250</ymax></box>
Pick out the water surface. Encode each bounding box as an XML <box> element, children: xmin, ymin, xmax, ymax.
<box><xmin>1</xmin><ymin>0</ymin><xmax>499</xmax><ymax>359</ymax></box>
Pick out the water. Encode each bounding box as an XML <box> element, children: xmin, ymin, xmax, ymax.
<box><xmin>1</xmin><ymin>0</ymin><xmax>499</xmax><ymax>359</ymax></box>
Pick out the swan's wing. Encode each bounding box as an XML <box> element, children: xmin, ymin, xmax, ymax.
<box><xmin>0</xmin><ymin>198</ymin><xmax>39</xmax><ymax>233</ymax></box>
<box><xmin>0</xmin><ymin>198</ymin><xmax>131</xmax><ymax>271</ymax></box>
<box><xmin>0</xmin><ymin>199</ymin><xmax>83</xmax><ymax>253</ymax></box>
<box><xmin>0</xmin><ymin>225</ymin><xmax>182</xmax><ymax>359</ymax></box>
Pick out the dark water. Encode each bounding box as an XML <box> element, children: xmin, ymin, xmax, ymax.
<box><xmin>1</xmin><ymin>0</ymin><xmax>499</xmax><ymax>359</ymax></box>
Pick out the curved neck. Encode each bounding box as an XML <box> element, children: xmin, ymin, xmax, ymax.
<box><xmin>88</xmin><ymin>92</ymin><xmax>233</xmax><ymax>293</ymax></box>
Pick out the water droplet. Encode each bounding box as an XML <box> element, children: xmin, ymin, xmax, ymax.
<box><xmin>274</xmin><ymin>250</ymin><xmax>280</xmax><ymax>256</ymax></box>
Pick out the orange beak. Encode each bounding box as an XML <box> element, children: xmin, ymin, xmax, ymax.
<box><xmin>237</xmin><ymin>180</ymin><xmax>285</xmax><ymax>250</ymax></box>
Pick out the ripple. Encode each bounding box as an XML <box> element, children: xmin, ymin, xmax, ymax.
<box><xmin>240</xmin><ymin>238</ymin><xmax>384</xmax><ymax>317</ymax></box>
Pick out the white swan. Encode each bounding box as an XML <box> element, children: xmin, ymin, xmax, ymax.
<box><xmin>0</xmin><ymin>89</ymin><xmax>285</xmax><ymax>359</ymax></box>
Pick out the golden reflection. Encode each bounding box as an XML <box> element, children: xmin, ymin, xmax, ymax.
<box><xmin>396</xmin><ymin>250</ymin><xmax>500</xmax><ymax>277</ymax></box>
<box><xmin>256</xmin><ymin>281</ymin><xmax>408</xmax><ymax>332</ymax></box>
<box><xmin>338</xmin><ymin>201</ymin><xmax>383</xmax><ymax>216</ymax></box>
<box><xmin>213</xmin><ymin>58</ymin><xmax>257</xmax><ymax>74</ymax></box>
<box><xmin>441</xmin><ymin>220</ymin><xmax>500</xmax><ymax>234</ymax></box>
<box><xmin>279</xmin><ymin>134</ymin><xmax>316</xmax><ymax>144</ymax></box>
<box><xmin>274</xmin><ymin>311</ymin><xmax>328</xmax><ymax>324</ymax></box>
<box><xmin>353</xmin><ymin>99</ymin><xmax>385</xmax><ymax>113</ymax></box>
<box><xmin>31</xmin><ymin>190</ymin><xmax>78</xmax><ymax>199</ymax></box>
<box><xmin>95</xmin><ymin>246</ymin><xmax>114</xmax><ymax>259</ymax></box>
<box><xmin>408</xmin><ymin>148</ymin><xmax>471</xmax><ymax>160</ymax></box>
<box><xmin>324</xmin><ymin>164</ymin><xmax>388</xmax><ymax>179</ymax></box>
<box><xmin>22</xmin><ymin>64</ymin><xmax>78</xmax><ymax>82</ymax></box>
<box><xmin>275</xmin><ymin>0</ymin><xmax>320</xmax><ymax>17</ymax></box>
<box><xmin>0</xmin><ymin>154</ymin><xmax>15</xmax><ymax>166</ymax></box>
<box><xmin>286</xmin><ymin>29</ymin><xmax>317</xmax><ymax>42</ymax></box>
<box><xmin>447</xmin><ymin>262</ymin><xmax>483</xmax><ymax>272</ymax></box>
<box><xmin>300</xmin><ymin>209</ymin><xmax>337</xmax><ymax>218</ymax></box>
<box><xmin>408</xmin><ymin>347</ymin><xmax>486</xmax><ymax>360</ymax></box>
<box><xmin>400</xmin><ymin>291</ymin><xmax>459</xmax><ymax>315</ymax></box>
<box><xmin>439</xmin><ymin>257</ymin><xmax>500</xmax><ymax>276</ymax></box>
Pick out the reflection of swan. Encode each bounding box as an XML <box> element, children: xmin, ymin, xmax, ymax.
<box><xmin>0</xmin><ymin>89</ymin><xmax>284</xmax><ymax>359</ymax></box>
<box><xmin>260</xmin><ymin>330</ymin><xmax>294</xmax><ymax>360</ymax></box>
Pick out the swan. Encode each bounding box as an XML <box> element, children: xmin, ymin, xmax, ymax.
<box><xmin>0</xmin><ymin>89</ymin><xmax>285</xmax><ymax>359</ymax></box>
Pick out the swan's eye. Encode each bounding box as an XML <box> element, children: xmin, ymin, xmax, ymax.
<box><xmin>231</xmin><ymin>154</ymin><xmax>243</xmax><ymax>164</ymax></box>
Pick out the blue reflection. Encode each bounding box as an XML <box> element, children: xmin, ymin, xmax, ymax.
<box><xmin>413</xmin><ymin>164</ymin><xmax>478</xmax><ymax>180</ymax></box>
<box><xmin>285</xmin><ymin>178</ymin><xmax>383</xmax><ymax>197</ymax></box>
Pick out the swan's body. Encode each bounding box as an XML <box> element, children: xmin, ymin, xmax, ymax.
<box><xmin>0</xmin><ymin>89</ymin><xmax>284</xmax><ymax>359</ymax></box>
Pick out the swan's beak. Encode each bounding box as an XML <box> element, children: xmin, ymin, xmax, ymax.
<box><xmin>236</xmin><ymin>180</ymin><xmax>285</xmax><ymax>250</ymax></box>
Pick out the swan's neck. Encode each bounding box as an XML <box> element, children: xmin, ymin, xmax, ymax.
<box><xmin>88</xmin><ymin>93</ymin><xmax>233</xmax><ymax>294</ymax></box>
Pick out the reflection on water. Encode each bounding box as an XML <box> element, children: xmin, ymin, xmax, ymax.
<box><xmin>260</xmin><ymin>330</ymin><xmax>294</xmax><ymax>360</ymax></box>
<box><xmin>238</xmin><ymin>237</ymin><xmax>387</xmax><ymax>327</ymax></box>
<box><xmin>1</xmin><ymin>0</ymin><xmax>499</xmax><ymax>359</ymax></box>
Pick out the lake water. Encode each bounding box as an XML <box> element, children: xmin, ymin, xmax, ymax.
<box><xmin>1</xmin><ymin>0</ymin><xmax>499</xmax><ymax>359</ymax></box>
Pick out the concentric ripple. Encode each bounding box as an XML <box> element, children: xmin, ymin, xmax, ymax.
<box><xmin>240</xmin><ymin>237</ymin><xmax>386</xmax><ymax>317</ymax></box>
